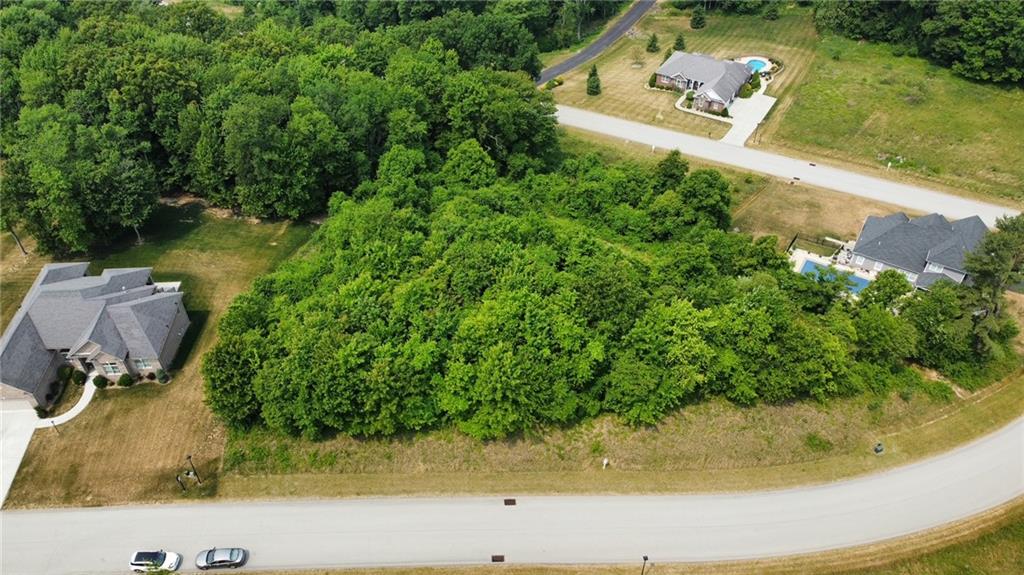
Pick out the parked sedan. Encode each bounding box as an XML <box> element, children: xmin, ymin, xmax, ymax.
<box><xmin>129</xmin><ymin>550</ymin><xmax>181</xmax><ymax>572</ymax></box>
<box><xmin>195</xmin><ymin>547</ymin><xmax>248</xmax><ymax>570</ymax></box>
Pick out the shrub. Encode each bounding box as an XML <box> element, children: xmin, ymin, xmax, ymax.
<box><xmin>35</xmin><ymin>406</ymin><xmax>49</xmax><ymax>418</ymax></box>
<box><xmin>750</xmin><ymin>73</ymin><xmax>761</xmax><ymax>90</ymax></box>
<box><xmin>648</xmin><ymin>73</ymin><xmax>657</xmax><ymax>88</ymax></box>
<box><xmin>646</xmin><ymin>33</ymin><xmax>659</xmax><ymax>53</ymax></box>
<box><xmin>720</xmin><ymin>107</ymin><xmax>730</xmax><ymax>118</ymax></box>
<box><xmin>145</xmin><ymin>372</ymin><xmax>157</xmax><ymax>381</ymax></box>
<box><xmin>764</xmin><ymin>3</ymin><xmax>779</xmax><ymax>20</ymax></box>
<box><xmin>156</xmin><ymin>369</ymin><xmax>170</xmax><ymax>383</ymax></box>
<box><xmin>586</xmin><ymin>66</ymin><xmax>601</xmax><ymax>96</ymax></box>
<box><xmin>544</xmin><ymin>79</ymin><xmax>557</xmax><ymax>90</ymax></box>
<box><xmin>94</xmin><ymin>377</ymin><xmax>110</xmax><ymax>389</ymax></box>
<box><xmin>117</xmin><ymin>374</ymin><xmax>135</xmax><ymax>387</ymax></box>
<box><xmin>71</xmin><ymin>370</ymin><xmax>87</xmax><ymax>386</ymax></box>
<box><xmin>691</xmin><ymin>5</ymin><xmax>706</xmax><ymax>29</ymax></box>
<box><xmin>739</xmin><ymin>83</ymin><xmax>753</xmax><ymax>98</ymax></box>
<box><xmin>673</xmin><ymin>33</ymin><xmax>686</xmax><ymax>52</ymax></box>
<box><xmin>57</xmin><ymin>365</ymin><xmax>73</xmax><ymax>383</ymax></box>
<box><xmin>685</xmin><ymin>90</ymin><xmax>695</xmax><ymax>101</ymax></box>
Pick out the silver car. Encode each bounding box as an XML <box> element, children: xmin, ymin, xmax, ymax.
<box><xmin>195</xmin><ymin>547</ymin><xmax>248</xmax><ymax>570</ymax></box>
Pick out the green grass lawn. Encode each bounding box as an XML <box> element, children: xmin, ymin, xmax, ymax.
<box><xmin>551</xmin><ymin>5</ymin><xmax>818</xmax><ymax>140</ymax></box>
<box><xmin>768</xmin><ymin>35</ymin><xmax>1024</xmax><ymax>204</ymax></box>
<box><xmin>552</xmin><ymin>4</ymin><xmax>1024</xmax><ymax>205</ymax></box>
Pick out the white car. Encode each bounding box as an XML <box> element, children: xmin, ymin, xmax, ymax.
<box><xmin>129</xmin><ymin>550</ymin><xmax>182</xmax><ymax>572</ymax></box>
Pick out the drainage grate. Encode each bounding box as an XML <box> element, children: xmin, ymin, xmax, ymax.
<box><xmin>503</xmin><ymin>498</ymin><xmax>516</xmax><ymax>506</ymax></box>
<box><xmin>491</xmin><ymin>555</ymin><xmax>505</xmax><ymax>563</ymax></box>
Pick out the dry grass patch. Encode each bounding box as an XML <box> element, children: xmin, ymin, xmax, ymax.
<box><xmin>733</xmin><ymin>179</ymin><xmax>920</xmax><ymax>250</ymax></box>
<box><xmin>218</xmin><ymin>364</ymin><xmax>1022</xmax><ymax>499</ymax></box>
<box><xmin>3</xmin><ymin>204</ymin><xmax>312</xmax><ymax>509</ymax></box>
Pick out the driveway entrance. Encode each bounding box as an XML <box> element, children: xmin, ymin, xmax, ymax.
<box><xmin>1</xmin><ymin>400</ymin><xmax>37</xmax><ymax>506</ymax></box>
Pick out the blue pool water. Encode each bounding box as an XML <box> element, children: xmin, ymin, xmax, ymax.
<box><xmin>746</xmin><ymin>59</ymin><xmax>768</xmax><ymax>73</ymax></box>
<box><xmin>800</xmin><ymin>260</ymin><xmax>871</xmax><ymax>294</ymax></box>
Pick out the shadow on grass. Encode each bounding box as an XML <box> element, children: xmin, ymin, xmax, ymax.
<box><xmin>169</xmin><ymin>309</ymin><xmax>210</xmax><ymax>371</ymax></box>
<box><xmin>89</xmin><ymin>204</ymin><xmax>207</xmax><ymax>264</ymax></box>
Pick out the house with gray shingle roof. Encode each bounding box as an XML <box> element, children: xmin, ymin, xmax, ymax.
<box><xmin>655</xmin><ymin>51</ymin><xmax>752</xmax><ymax>113</ymax></box>
<box><xmin>0</xmin><ymin>263</ymin><xmax>190</xmax><ymax>407</ymax></box>
<box><xmin>850</xmin><ymin>213</ymin><xmax>987</xmax><ymax>290</ymax></box>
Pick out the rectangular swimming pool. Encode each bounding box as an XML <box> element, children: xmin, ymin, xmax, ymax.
<box><xmin>800</xmin><ymin>260</ymin><xmax>871</xmax><ymax>294</ymax></box>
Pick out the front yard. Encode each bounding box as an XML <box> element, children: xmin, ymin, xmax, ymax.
<box><xmin>3</xmin><ymin>203</ymin><xmax>312</xmax><ymax>507</ymax></box>
<box><xmin>550</xmin><ymin>5</ymin><xmax>818</xmax><ymax>140</ymax></box>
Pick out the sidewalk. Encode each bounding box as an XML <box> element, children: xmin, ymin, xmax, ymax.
<box><xmin>36</xmin><ymin>375</ymin><xmax>97</xmax><ymax>429</ymax></box>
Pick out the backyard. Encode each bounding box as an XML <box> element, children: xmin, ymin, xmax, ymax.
<box><xmin>2</xmin><ymin>202</ymin><xmax>312</xmax><ymax>508</ymax></box>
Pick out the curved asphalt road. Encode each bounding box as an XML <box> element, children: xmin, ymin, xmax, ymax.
<box><xmin>2</xmin><ymin>416</ymin><xmax>1022</xmax><ymax>574</ymax></box>
<box><xmin>537</xmin><ymin>1</ymin><xmax>655</xmax><ymax>85</ymax></box>
<box><xmin>557</xmin><ymin>106</ymin><xmax>1020</xmax><ymax>227</ymax></box>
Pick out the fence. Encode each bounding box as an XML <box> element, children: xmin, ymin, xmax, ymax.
<box><xmin>786</xmin><ymin>234</ymin><xmax>838</xmax><ymax>258</ymax></box>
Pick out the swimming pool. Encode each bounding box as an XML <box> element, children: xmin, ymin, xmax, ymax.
<box><xmin>799</xmin><ymin>260</ymin><xmax>871</xmax><ymax>294</ymax></box>
<box><xmin>746</xmin><ymin>59</ymin><xmax>769</xmax><ymax>73</ymax></box>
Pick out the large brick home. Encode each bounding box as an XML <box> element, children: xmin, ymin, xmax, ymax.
<box><xmin>0</xmin><ymin>263</ymin><xmax>190</xmax><ymax>407</ymax></box>
<box><xmin>655</xmin><ymin>51</ymin><xmax>751</xmax><ymax>113</ymax></box>
<box><xmin>850</xmin><ymin>213</ymin><xmax>988</xmax><ymax>290</ymax></box>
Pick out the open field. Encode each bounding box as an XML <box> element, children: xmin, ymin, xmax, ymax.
<box><xmin>3</xmin><ymin>203</ymin><xmax>312</xmax><ymax>508</ymax></box>
<box><xmin>229</xmin><ymin>500</ymin><xmax>1024</xmax><ymax>574</ymax></box>
<box><xmin>766</xmin><ymin>35</ymin><xmax>1024</xmax><ymax>204</ymax></box>
<box><xmin>551</xmin><ymin>4</ymin><xmax>1024</xmax><ymax>206</ymax></box>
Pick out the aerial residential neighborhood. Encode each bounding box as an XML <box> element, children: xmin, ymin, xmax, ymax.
<box><xmin>1</xmin><ymin>1</ymin><xmax>1022</xmax><ymax>575</ymax></box>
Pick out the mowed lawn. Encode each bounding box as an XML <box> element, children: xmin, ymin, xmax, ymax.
<box><xmin>551</xmin><ymin>5</ymin><xmax>819</xmax><ymax>140</ymax></box>
<box><xmin>3</xmin><ymin>203</ymin><xmax>312</xmax><ymax>508</ymax></box>
<box><xmin>768</xmin><ymin>35</ymin><xmax>1024</xmax><ymax>204</ymax></box>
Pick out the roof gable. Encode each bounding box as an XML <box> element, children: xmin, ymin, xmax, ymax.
<box><xmin>656</xmin><ymin>51</ymin><xmax>750</xmax><ymax>100</ymax></box>
<box><xmin>853</xmin><ymin>213</ymin><xmax>987</xmax><ymax>275</ymax></box>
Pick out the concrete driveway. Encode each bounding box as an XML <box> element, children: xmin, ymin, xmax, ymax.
<box><xmin>2</xmin><ymin>417</ymin><xmax>1021</xmax><ymax>573</ymax></box>
<box><xmin>0</xmin><ymin>400</ymin><xmax>37</xmax><ymax>506</ymax></box>
<box><xmin>721</xmin><ymin>92</ymin><xmax>777</xmax><ymax>146</ymax></box>
<box><xmin>556</xmin><ymin>105</ymin><xmax>1019</xmax><ymax>226</ymax></box>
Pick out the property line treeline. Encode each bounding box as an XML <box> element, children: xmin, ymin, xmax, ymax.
<box><xmin>204</xmin><ymin>148</ymin><xmax>1023</xmax><ymax>440</ymax></box>
<box><xmin>1</xmin><ymin>0</ymin><xmax>624</xmax><ymax>254</ymax></box>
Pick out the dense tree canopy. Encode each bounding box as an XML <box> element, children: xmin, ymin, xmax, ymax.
<box><xmin>815</xmin><ymin>0</ymin><xmax>1024</xmax><ymax>84</ymax></box>
<box><xmin>0</xmin><ymin>0</ymin><xmax>559</xmax><ymax>254</ymax></box>
<box><xmin>204</xmin><ymin>147</ymin><xmax>1020</xmax><ymax>440</ymax></box>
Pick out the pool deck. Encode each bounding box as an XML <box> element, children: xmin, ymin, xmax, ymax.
<box><xmin>789</xmin><ymin>249</ymin><xmax>876</xmax><ymax>292</ymax></box>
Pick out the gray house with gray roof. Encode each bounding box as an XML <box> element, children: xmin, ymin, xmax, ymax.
<box><xmin>850</xmin><ymin>213</ymin><xmax>987</xmax><ymax>290</ymax></box>
<box><xmin>655</xmin><ymin>51</ymin><xmax>752</xmax><ymax>112</ymax></box>
<box><xmin>0</xmin><ymin>263</ymin><xmax>189</xmax><ymax>407</ymax></box>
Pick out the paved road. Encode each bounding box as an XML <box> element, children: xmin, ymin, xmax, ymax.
<box><xmin>3</xmin><ymin>417</ymin><xmax>1021</xmax><ymax>574</ymax></box>
<box><xmin>537</xmin><ymin>0</ymin><xmax>655</xmax><ymax>85</ymax></box>
<box><xmin>557</xmin><ymin>106</ymin><xmax>1019</xmax><ymax>227</ymax></box>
